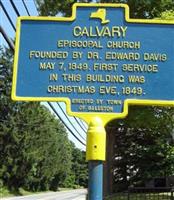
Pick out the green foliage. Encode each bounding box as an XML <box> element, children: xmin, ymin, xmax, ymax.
<box><xmin>107</xmin><ymin>106</ymin><xmax>174</xmax><ymax>192</ymax></box>
<box><xmin>59</xmin><ymin>142</ymin><xmax>88</xmax><ymax>189</ymax></box>
<box><xmin>36</xmin><ymin>0</ymin><xmax>93</xmax><ymax>16</ymax></box>
<box><xmin>0</xmin><ymin>186</ymin><xmax>13</xmax><ymax>197</ymax></box>
<box><xmin>159</xmin><ymin>10</ymin><xmax>174</xmax><ymax>20</ymax></box>
<box><xmin>100</xmin><ymin>0</ymin><xmax>174</xmax><ymax>19</ymax></box>
<box><xmin>0</xmin><ymin>47</ymin><xmax>87</xmax><ymax>193</ymax></box>
<box><xmin>36</xmin><ymin>0</ymin><xmax>174</xmax><ymax>19</ymax></box>
<box><xmin>71</xmin><ymin>142</ymin><xmax>88</xmax><ymax>188</ymax></box>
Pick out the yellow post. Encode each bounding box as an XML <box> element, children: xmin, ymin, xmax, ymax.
<box><xmin>86</xmin><ymin>117</ymin><xmax>106</xmax><ymax>161</ymax></box>
<box><xmin>86</xmin><ymin>117</ymin><xmax>106</xmax><ymax>200</ymax></box>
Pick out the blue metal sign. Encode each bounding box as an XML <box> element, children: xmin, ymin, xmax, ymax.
<box><xmin>12</xmin><ymin>4</ymin><xmax>174</xmax><ymax>121</ymax></box>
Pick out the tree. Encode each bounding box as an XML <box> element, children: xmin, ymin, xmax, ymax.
<box><xmin>0</xmin><ymin>46</ymin><xmax>88</xmax><ymax>192</ymax></box>
<box><xmin>58</xmin><ymin>142</ymin><xmax>88</xmax><ymax>189</ymax></box>
<box><xmin>36</xmin><ymin>0</ymin><xmax>93</xmax><ymax>16</ymax></box>
<box><xmin>99</xmin><ymin>0</ymin><xmax>174</xmax><ymax>18</ymax></box>
<box><xmin>0</xmin><ymin>47</ymin><xmax>72</xmax><ymax>192</ymax></box>
<box><xmin>158</xmin><ymin>10</ymin><xmax>174</xmax><ymax>20</ymax></box>
<box><xmin>36</xmin><ymin>0</ymin><xmax>174</xmax><ymax>18</ymax></box>
<box><xmin>0</xmin><ymin>47</ymin><xmax>22</xmax><ymax>190</ymax></box>
<box><xmin>107</xmin><ymin>106</ymin><xmax>174</xmax><ymax>191</ymax></box>
<box><xmin>71</xmin><ymin>142</ymin><xmax>88</xmax><ymax>188</ymax></box>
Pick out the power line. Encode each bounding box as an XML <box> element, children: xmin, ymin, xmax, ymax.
<box><xmin>33</xmin><ymin>0</ymin><xmax>39</xmax><ymax>14</ymax></box>
<box><xmin>0</xmin><ymin>29</ymin><xmax>86</xmax><ymax>146</ymax></box>
<box><xmin>33</xmin><ymin>0</ymin><xmax>87</xmax><ymax>145</ymax></box>
<box><xmin>49</xmin><ymin>102</ymin><xmax>85</xmax><ymax>146</ymax></box>
<box><xmin>0</xmin><ymin>25</ymin><xmax>15</xmax><ymax>50</ymax></box>
<box><xmin>31</xmin><ymin>0</ymin><xmax>86</xmax><ymax>139</ymax></box>
<box><xmin>31</xmin><ymin>0</ymin><xmax>86</xmax><ymax>142</ymax></box>
<box><xmin>0</xmin><ymin>1</ymin><xmax>16</xmax><ymax>31</ymax></box>
<box><xmin>73</xmin><ymin>117</ymin><xmax>87</xmax><ymax>133</ymax></box>
<box><xmin>78</xmin><ymin>118</ymin><xmax>88</xmax><ymax>131</ymax></box>
<box><xmin>1</xmin><ymin>1</ymin><xmax>86</xmax><ymax>146</ymax></box>
<box><xmin>0</xmin><ymin>23</ymin><xmax>86</xmax><ymax>147</ymax></box>
<box><xmin>32</xmin><ymin>0</ymin><xmax>87</xmax><ymax>143</ymax></box>
<box><xmin>9</xmin><ymin>0</ymin><xmax>20</xmax><ymax>17</ymax></box>
<box><xmin>81</xmin><ymin>119</ymin><xmax>88</xmax><ymax>128</ymax></box>
<box><xmin>31</xmin><ymin>1</ymin><xmax>87</xmax><ymax>135</ymax></box>
<box><xmin>22</xmin><ymin>0</ymin><xmax>30</xmax><ymax>16</ymax></box>
<box><xmin>57</xmin><ymin>103</ymin><xmax>86</xmax><ymax>141</ymax></box>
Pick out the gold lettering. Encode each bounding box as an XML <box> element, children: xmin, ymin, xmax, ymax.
<box><xmin>29</xmin><ymin>51</ymin><xmax>68</xmax><ymax>59</ymax></box>
<box><xmin>73</xmin><ymin>26</ymin><xmax>127</xmax><ymax>38</ymax></box>
<box><xmin>122</xmin><ymin>64</ymin><xmax>158</xmax><ymax>73</ymax></box>
<box><xmin>93</xmin><ymin>63</ymin><xmax>118</xmax><ymax>71</ymax></box>
<box><xmin>99</xmin><ymin>86</ymin><xmax>117</xmax><ymax>95</ymax></box>
<box><xmin>72</xmin><ymin>99</ymin><xmax>94</xmax><ymax>104</ymax></box>
<box><xmin>107</xmin><ymin>100</ymin><xmax>122</xmax><ymax>105</ymax></box>
<box><xmin>107</xmin><ymin>41</ymin><xmax>141</xmax><ymax>49</ymax></box>
<box><xmin>62</xmin><ymin>74</ymin><xmax>81</xmax><ymax>82</ymax></box>
<box><xmin>82</xmin><ymin>27</ymin><xmax>90</xmax><ymax>37</ymax></box>
<box><xmin>49</xmin><ymin>73</ymin><xmax>58</xmax><ymax>81</ymax></box>
<box><xmin>73</xmin><ymin>26</ymin><xmax>81</xmax><ymax>37</ymax></box>
<box><xmin>86</xmin><ymin>74</ymin><xmax>124</xmax><ymax>83</ymax></box>
<box><xmin>57</xmin><ymin>40</ymin><xmax>103</xmax><ymax>49</ymax></box>
<box><xmin>47</xmin><ymin>85</ymin><xmax>95</xmax><ymax>94</ymax></box>
<box><xmin>105</xmin><ymin>52</ymin><xmax>140</xmax><ymax>60</ymax></box>
<box><xmin>144</xmin><ymin>53</ymin><xmax>167</xmax><ymax>62</ymax></box>
<box><xmin>87</xmin><ymin>105</ymin><xmax>113</xmax><ymax>112</ymax></box>
<box><xmin>128</xmin><ymin>75</ymin><xmax>145</xmax><ymax>83</ymax></box>
<box><xmin>40</xmin><ymin>62</ymin><xmax>55</xmax><ymax>70</ymax></box>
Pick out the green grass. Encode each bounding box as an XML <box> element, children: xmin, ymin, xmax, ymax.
<box><xmin>0</xmin><ymin>187</ymin><xmax>38</xmax><ymax>198</ymax></box>
<box><xmin>0</xmin><ymin>187</ymin><xmax>78</xmax><ymax>198</ymax></box>
<box><xmin>0</xmin><ymin>187</ymin><xmax>14</xmax><ymax>198</ymax></box>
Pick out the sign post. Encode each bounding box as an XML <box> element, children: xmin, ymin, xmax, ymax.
<box><xmin>12</xmin><ymin>3</ymin><xmax>174</xmax><ymax>200</ymax></box>
<box><xmin>87</xmin><ymin>117</ymin><xmax>106</xmax><ymax>200</ymax></box>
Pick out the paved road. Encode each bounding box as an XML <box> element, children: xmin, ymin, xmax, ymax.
<box><xmin>2</xmin><ymin>189</ymin><xmax>87</xmax><ymax>200</ymax></box>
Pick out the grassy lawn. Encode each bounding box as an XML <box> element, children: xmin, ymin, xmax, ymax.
<box><xmin>0</xmin><ymin>187</ymin><xmax>17</xmax><ymax>198</ymax></box>
<box><xmin>0</xmin><ymin>187</ymin><xmax>73</xmax><ymax>198</ymax></box>
<box><xmin>0</xmin><ymin>187</ymin><xmax>38</xmax><ymax>198</ymax></box>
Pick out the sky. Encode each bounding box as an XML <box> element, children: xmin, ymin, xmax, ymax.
<box><xmin>1</xmin><ymin>0</ymin><xmax>87</xmax><ymax>151</ymax></box>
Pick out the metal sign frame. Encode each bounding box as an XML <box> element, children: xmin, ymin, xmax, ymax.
<box><xmin>12</xmin><ymin>3</ymin><xmax>174</xmax><ymax>125</ymax></box>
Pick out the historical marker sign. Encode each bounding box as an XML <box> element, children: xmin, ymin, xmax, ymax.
<box><xmin>12</xmin><ymin>3</ymin><xmax>174</xmax><ymax>124</ymax></box>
